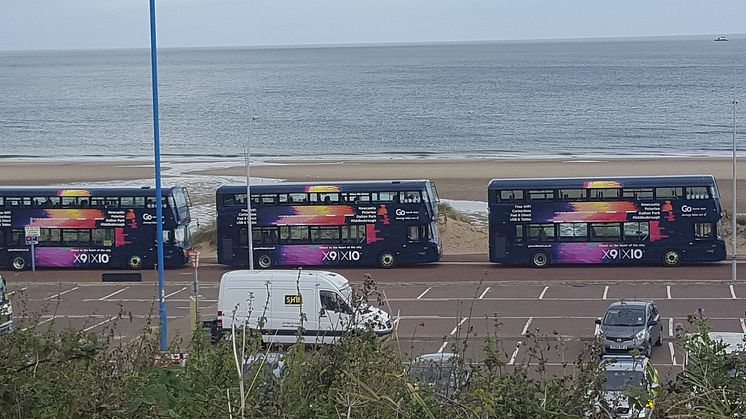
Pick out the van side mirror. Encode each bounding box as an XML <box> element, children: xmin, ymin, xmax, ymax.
<box><xmin>648</xmin><ymin>319</ymin><xmax>657</xmax><ymax>326</ymax></box>
<box><xmin>594</xmin><ymin>319</ymin><xmax>602</xmax><ymax>325</ymax></box>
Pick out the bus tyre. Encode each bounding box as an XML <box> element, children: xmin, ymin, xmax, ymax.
<box><xmin>530</xmin><ymin>251</ymin><xmax>550</xmax><ymax>268</ymax></box>
<box><xmin>257</xmin><ymin>254</ymin><xmax>273</xmax><ymax>269</ymax></box>
<box><xmin>127</xmin><ymin>255</ymin><xmax>143</xmax><ymax>270</ymax></box>
<box><xmin>663</xmin><ymin>250</ymin><xmax>681</xmax><ymax>267</ymax></box>
<box><xmin>11</xmin><ymin>256</ymin><xmax>27</xmax><ymax>271</ymax></box>
<box><xmin>378</xmin><ymin>252</ymin><xmax>396</xmax><ymax>269</ymax></box>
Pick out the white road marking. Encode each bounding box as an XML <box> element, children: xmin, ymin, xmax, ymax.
<box><xmin>394</xmin><ymin>309</ymin><xmax>401</xmax><ymax>332</ymax></box>
<box><xmin>669</xmin><ymin>318</ymin><xmax>674</xmax><ymax>337</ymax></box>
<box><xmin>667</xmin><ymin>285</ymin><xmax>671</xmax><ymax>300</ymax></box>
<box><xmin>602</xmin><ymin>286</ymin><xmax>608</xmax><ymax>300</ymax></box>
<box><xmin>538</xmin><ymin>286</ymin><xmax>548</xmax><ymax>299</ymax></box>
<box><xmin>416</xmin><ymin>287</ymin><xmax>431</xmax><ymax>300</ymax></box>
<box><xmin>99</xmin><ymin>287</ymin><xmax>129</xmax><ymax>301</ymax></box>
<box><xmin>437</xmin><ymin>341</ymin><xmax>449</xmax><ymax>354</ymax></box>
<box><xmin>164</xmin><ymin>286</ymin><xmax>187</xmax><ymax>300</ymax></box>
<box><xmin>509</xmin><ymin>343</ymin><xmax>521</xmax><ymax>365</ymax></box>
<box><xmin>83</xmin><ymin>316</ymin><xmax>117</xmax><ymax>332</ymax></box>
<box><xmin>521</xmin><ymin>317</ymin><xmax>533</xmax><ymax>336</ymax></box>
<box><xmin>669</xmin><ymin>342</ymin><xmax>677</xmax><ymax>366</ymax></box>
<box><xmin>449</xmin><ymin>317</ymin><xmax>468</xmax><ymax>335</ymax></box>
<box><xmin>730</xmin><ymin>285</ymin><xmax>737</xmax><ymax>299</ymax></box>
<box><xmin>21</xmin><ymin>315</ymin><xmax>56</xmax><ymax>332</ymax></box>
<box><xmin>479</xmin><ymin>287</ymin><xmax>491</xmax><ymax>300</ymax></box>
<box><xmin>45</xmin><ymin>286</ymin><xmax>79</xmax><ymax>300</ymax></box>
<box><xmin>741</xmin><ymin>318</ymin><xmax>746</xmax><ymax>334</ymax></box>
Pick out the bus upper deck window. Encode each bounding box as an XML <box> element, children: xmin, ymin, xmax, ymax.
<box><xmin>402</xmin><ymin>192</ymin><xmax>421</xmax><ymax>203</ymax></box>
<box><xmin>589</xmin><ymin>188</ymin><xmax>619</xmax><ymax>200</ymax></box>
<box><xmin>377</xmin><ymin>192</ymin><xmax>398</xmax><ymax>202</ymax></box>
<box><xmin>559</xmin><ymin>189</ymin><xmax>586</xmax><ymax>200</ymax></box>
<box><xmin>529</xmin><ymin>190</ymin><xmax>554</xmax><ymax>201</ymax></box>
<box><xmin>687</xmin><ymin>187</ymin><xmax>709</xmax><ymax>200</ymax></box>
<box><xmin>61</xmin><ymin>197</ymin><xmax>77</xmax><ymax>207</ymax></box>
<box><xmin>655</xmin><ymin>187</ymin><xmax>683</xmax><ymax>199</ymax></box>
<box><xmin>120</xmin><ymin>197</ymin><xmax>135</xmax><ymax>207</ymax></box>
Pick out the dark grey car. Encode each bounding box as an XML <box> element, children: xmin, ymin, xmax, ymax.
<box><xmin>596</xmin><ymin>300</ymin><xmax>662</xmax><ymax>357</ymax></box>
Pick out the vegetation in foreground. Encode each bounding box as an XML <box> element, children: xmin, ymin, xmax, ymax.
<box><xmin>2</xmin><ymin>287</ymin><xmax>744</xmax><ymax>418</ymax></box>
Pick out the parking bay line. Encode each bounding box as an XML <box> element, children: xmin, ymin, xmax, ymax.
<box><xmin>538</xmin><ymin>286</ymin><xmax>548</xmax><ymax>300</ymax></box>
<box><xmin>416</xmin><ymin>287</ymin><xmax>431</xmax><ymax>300</ymax></box>
<box><xmin>741</xmin><ymin>318</ymin><xmax>746</xmax><ymax>334</ymax></box>
<box><xmin>479</xmin><ymin>287</ymin><xmax>491</xmax><ymax>300</ymax></box>
<box><xmin>99</xmin><ymin>287</ymin><xmax>130</xmax><ymax>301</ymax></box>
<box><xmin>667</xmin><ymin>285</ymin><xmax>672</xmax><ymax>300</ymax></box>
<box><xmin>164</xmin><ymin>286</ymin><xmax>188</xmax><ymax>300</ymax></box>
<box><xmin>439</xmin><ymin>317</ymin><xmax>469</xmax><ymax>353</ymax></box>
<box><xmin>521</xmin><ymin>317</ymin><xmax>533</xmax><ymax>336</ymax></box>
<box><xmin>669</xmin><ymin>342</ymin><xmax>677</xmax><ymax>366</ymax></box>
<box><xmin>669</xmin><ymin>318</ymin><xmax>674</xmax><ymax>337</ymax></box>
<box><xmin>45</xmin><ymin>286</ymin><xmax>80</xmax><ymax>300</ymax></box>
<box><xmin>83</xmin><ymin>316</ymin><xmax>118</xmax><ymax>332</ymax></box>
<box><xmin>602</xmin><ymin>285</ymin><xmax>608</xmax><ymax>300</ymax></box>
<box><xmin>731</xmin><ymin>285</ymin><xmax>737</xmax><ymax>299</ymax></box>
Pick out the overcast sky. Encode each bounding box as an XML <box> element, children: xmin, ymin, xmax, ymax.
<box><xmin>1</xmin><ymin>0</ymin><xmax>744</xmax><ymax>51</ymax></box>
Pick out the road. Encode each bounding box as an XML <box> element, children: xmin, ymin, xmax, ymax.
<box><xmin>4</xmin><ymin>256</ymin><xmax>746</xmax><ymax>381</ymax></box>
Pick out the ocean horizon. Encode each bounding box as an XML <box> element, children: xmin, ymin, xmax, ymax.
<box><xmin>1</xmin><ymin>36</ymin><xmax>744</xmax><ymax>161</ymax></box>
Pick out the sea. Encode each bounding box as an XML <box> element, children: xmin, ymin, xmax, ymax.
<box><xmin>1</xmin><ymin>36</ymin><xmax>745</xmax><ymax>162</ymax></box>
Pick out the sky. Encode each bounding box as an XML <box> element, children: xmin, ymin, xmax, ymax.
<box><xmin>1</xmin><ymin>0</ymin><xmax>745</xmax><ymax>51</ymax></box>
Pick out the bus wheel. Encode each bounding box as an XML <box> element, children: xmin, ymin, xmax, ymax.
<box><xmin>257</xmin><ymin>254</ymin><xmax>273</xmax><ymax>269</ymax></box>
<box><xmin>11</xmin><ymin>256</ymin><xmax>27</xmax><ymax>271</ymax></box>
<box><xmin>378</xmin><ymin>252</ymin><xmax>396</xmax><ymax>268</ymax></box>
<box><xmin>663</xmin><ymin>250</ymin><xmax>681</xmax><ymax>267</ymax></box>
<box><xmin>127</xmin><ymin>255</ymin><xmax>143</xmax><ymax>269</ymax></box>
<box><xmin>530</xmin><ymin>251</ymin><xmax>550</xmax><ymax>268</ymax></box>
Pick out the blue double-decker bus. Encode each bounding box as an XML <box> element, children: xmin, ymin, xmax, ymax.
<box><xmin>488</xmin><ymin>175</ymin><xmax>727</xmax><ymax>267</ymax></box>
<box><xmin>216</xmin><ymin>180</ymin><xmax>441</xmax><ymax>268</ymax></box>
<box><xmin>0</xmin><ymin>186</ymin><xmax>192</xmax><ymax>270</ymax></box>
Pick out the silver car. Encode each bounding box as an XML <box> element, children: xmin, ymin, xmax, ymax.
<box><xmin>596</xmin><ymin>300</ymin><xmax>662</xmax><ymax>357</ymax></box>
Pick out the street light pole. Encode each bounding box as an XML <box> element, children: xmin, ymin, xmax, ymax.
<box><xmin>148</xmin><ymin>0</ymin><xmax>168</xmax><ymax>350</ymax></box>
<box><xmin>732</xmin><ymin>74</ymin><xmax>738</xmax><ymax>282</ymax></box>
<box><xmin>245</xmin><ymin>117</ymin><xmax>257</xmax><ymax>271</ymax></box>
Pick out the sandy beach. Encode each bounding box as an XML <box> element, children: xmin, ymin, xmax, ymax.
<box><xmin>2</xmin><ymin>156</ymin><xmax>744</xmax><ymax>208</ymax></box>
<box><xmin>192</xmin><ymin>157</ymin><xmax>746</xmax><ymax>210</ymax></box>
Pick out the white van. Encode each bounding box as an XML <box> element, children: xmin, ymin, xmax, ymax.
<box><xmin>214</xmin><ymin>270</ymin><xmax>393</xmax><ymax>344</ymax></box>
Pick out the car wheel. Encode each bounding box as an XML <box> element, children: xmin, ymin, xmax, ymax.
<box><xmin>530</xmin><ymin>251</ymin><xmax>550</xmax><ymax>268</ymax></box>
<box><xmin>11</xmin><ymin>256</ymin><xmax>27</xmax><ymax>271</ymax></box>
<box><xmin>127</xmin><ymin>255</ymin><xmax>143</xmax><ymax>269</ymax></box>
<box><xmin>378</xmin><ymin>252</ymin><xmax>396</xmax><ymax>269</ymax></box>
<box><xmin>662</xmin><ymin>250</ymin><xmax>681</xmax><ymax>267</ymax></box>
<box><xmin>257</xmin><ymin>254</ymin><xmax>273</xmax><ymax>269</ymax></box>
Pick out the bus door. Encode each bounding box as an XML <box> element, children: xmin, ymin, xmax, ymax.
<box><xmin>491</xmin><ymin>222</ymin><xmax>515</xmax><ymax>259</ymax></box>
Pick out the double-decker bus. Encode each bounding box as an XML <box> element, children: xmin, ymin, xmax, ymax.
<box><xmin>488</xmin><ymin>175</ymin><xmax>727</xmax><ymax>267</ymax></box>
<box><xmin>216</xmin><ymin>180</ymin><xmax>441</xmax><ymax>268</ymax></box>
<box><xmin>0</xmin><ymin>186</ymin><xmax>192</xmax><ymax>270</ymax></box>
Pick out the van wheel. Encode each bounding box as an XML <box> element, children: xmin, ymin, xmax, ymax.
<box><xmin>257</xmin><ymin>254</ymin><xmax>273</xmax><ymax>269</ymax></box>
<box><xmin>662</xmin><ymin>250</ymin><xmax>681</xmax><ymax>267</ymax></box>
<box><xmin>11</xmin><ymin>256</ymin><xmax>27</xmax><ymax>271</ymax></box>
<box><xmin>127</xmin><ymin>255</ymin><xmax>143</xmax><ymax>269</ymax></box>
<box><xmin>378</xmin><ymin>252</ymin><xmax>396</xmax><ymax>269</ymax></box>
<box><xmin>530</xmin><ymin>251</ymin><xmax>549</xmax><ymax>268</ymax></box>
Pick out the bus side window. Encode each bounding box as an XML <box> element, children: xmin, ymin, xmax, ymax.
<box><xmin>515</xmin><ymin>225</ymin><xmax>525</xmax><ymax>243</ymax></box>
<box><xmin>686</xmin><ymin>186</ymin><xmax>709</xmax><ymax>200</ymax></box>
<box><xmin>655</xmin><ymin>187</ymin><xmax>682</xmax><ymax>199</ymax></box>
<box><xmin>61</xmin><ymin>197</ymin><xmax>77</xmax><ymax>208</ymax></box>
<box><xmin>528</xmin><ymin>224</ymin><xmax>555</xmax><ymax>242</ymax></box>
<box><xmin>694</xmin><ymin>223</ymin><xmax>714</xmax><ymax>240</ymax></box>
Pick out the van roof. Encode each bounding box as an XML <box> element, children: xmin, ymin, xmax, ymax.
<box><xmin>221</xmin><ymin>270</ymin><xmax>349</xmax><ymax>289</ymax></box>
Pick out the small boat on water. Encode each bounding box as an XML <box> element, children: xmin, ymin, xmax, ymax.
<box><xmin>714</xmin><ymin>36</ymin><xmax>729</xmax><ymax>42</ymax></box>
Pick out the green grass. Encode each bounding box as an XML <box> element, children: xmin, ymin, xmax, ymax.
<box><xmin>437</xmin><ymin>202</ymin><xmax>472</xmax><ymax>223</ymax></box>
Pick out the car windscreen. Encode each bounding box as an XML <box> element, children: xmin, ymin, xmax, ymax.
<box><xmin>603</xmin><ymin>308</ymin><xmax>646</xmax><ymax>326</ymax></box>
<box><xmin>605</xmin><ymin>370</ymin><xmax>644</xmax><ymax>391</ymax></box>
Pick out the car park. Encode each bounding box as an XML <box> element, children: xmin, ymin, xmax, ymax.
<box><xmin>596</xmin><ymin>300</ymin><xmax>662</xmax><ymax>357</ymax></box>
<box><xmin>406</xmin><ymin>352</ymin><xmax>469</xmax><ymax>398</ymax></box>
<box><xmin>596</xmin><ymin>355</ymin><xmax>659</xmax><ymax>419</ymax></box>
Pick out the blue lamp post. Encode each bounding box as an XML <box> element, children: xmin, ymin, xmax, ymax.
<box><xmin>148</xmin><ymin>0</ymin><xmax>168</xmax><ymax>351</ymax></box>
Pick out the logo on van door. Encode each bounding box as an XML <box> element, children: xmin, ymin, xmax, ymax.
<box><xmin>284</xmin><ymin>295</ymin><xmax>302</xmax><ymax>305</ymax></box>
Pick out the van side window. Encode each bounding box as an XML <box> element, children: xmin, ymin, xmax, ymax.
<box><xmin>319</xmin><ymin>290</ymin><xmax>352</xmax><ymax>314</ymax></box>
